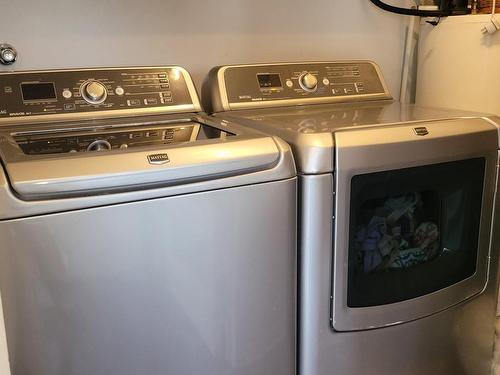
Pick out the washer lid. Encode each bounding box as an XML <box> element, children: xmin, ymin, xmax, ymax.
<box><xmin>0</xmin><ymin>115</ymin><xmax>294</xmax><ymax>200</ymax></box>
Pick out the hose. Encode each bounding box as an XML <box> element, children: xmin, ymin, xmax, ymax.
<box><xmin>369</xmin><ymin>0</ymin><xmax>452</xmax><ymax>17</ymax></box>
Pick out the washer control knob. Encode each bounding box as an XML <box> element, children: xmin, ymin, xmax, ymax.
<box><xmin>0</xmin><ymin>44</ymin><xmax>17</xmax><ymax>65</ymax></box>
<box><xmin>87</xmin><ymin>139</ymin><xmax>111</xmax><ymax>152</ymax></box>
<box><xmin>299</xmin><ymin>73</ymin><xmax>318</xmax><ymax>92</ymax></box>
<box><xmin>81</xmin><ymin>80</ymin><xmax>107</xmax><ymax>104</ymax></box>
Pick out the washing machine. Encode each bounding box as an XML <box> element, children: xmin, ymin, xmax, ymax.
<box><xmin>204</xmin><ymin>61</ymin><xmax>500</xmax><ymax>375</ymax></box>
<box><xmin>0</xmin><ymin>66</ymin><xmax>297</xmax><ymax>375</ymax></box>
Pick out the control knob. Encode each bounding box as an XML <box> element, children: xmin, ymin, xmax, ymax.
<box><xmin>81</xmin><ymin>80</ymin><xmax>107</xmax><ymax>104</ymax></box>
<box><xmin>299</xmin><ymin>72</ymin><xmax>318</xmax><ymax>92</ymax></box>
<box><xmin>87</xmin><ymin>140</ymin><xmax>111</xmax><ymax>152</ymax></box>
<box><xmin>0</xmin><ymin>44</ymin><xmax>17</xmax><ymax>65</ymax></box>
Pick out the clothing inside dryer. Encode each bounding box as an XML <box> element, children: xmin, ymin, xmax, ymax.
<box><xmin>347</xmin><ymin>158</ymin><xmax>485</xmax><ymax>307</ymax></box>
<box><xmin>354</xmin><ymin>191</ymin><xmax>441</xmax><ymax>273</ymax></box>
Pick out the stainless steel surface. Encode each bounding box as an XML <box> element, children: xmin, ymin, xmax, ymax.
<box><xmin>299</xmin><ymin>173</ymin><xmax>499</xmax><ymax>374</ymax></box>
<box><xmin>0</xmin><ymin>133</ymin><xmax>296</xmax><ymax>220</ymax></box>
<box><xmin>217</xmin><ymin>101</ymin><xmax>495</xmax><ymax>174</ymax></box>
<box><xmin>0</xmin><ymin>66</ymin><xmax>298</xmax><ymax>375</ymax></box>
<box><xmin>333</xmin><ymin>119</ymin><xmax>498</xmax><ymax>330</ymax></box>
<box><xmin>0</xmin><ymin>178</ymin><xmax>297</xmax><ymax>375</ymax></box>
<box><xmin>298</xmin><ymin>174</ymin><xmax>334</xmax><ymax>375</ymax></box>
<box><xmin>205</xmin><ymin>60</ymin><xmax>500</xmax><ymax>375</ymax></box>
<box><xmin>0</xmin><ymin>112</ymin><xmax>295</xmax><ymax>200</ymax></box>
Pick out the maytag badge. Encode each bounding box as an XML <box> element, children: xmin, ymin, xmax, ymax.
<box><xmin>413</xmin><ymin>127</ymin><xmax>429</xmax><ymax>136</ymax></box>
<box><xmin>147</xmin><ymin>153</ymin><xmax>170</xmax><ymax>165</ymax></box>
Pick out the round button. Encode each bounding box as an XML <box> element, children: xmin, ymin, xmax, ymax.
<box><xmin>119</xmin><ymin>143</ymin><xmax>128</xmax><ymax>149</ymax></box>
<box><xmin>0</xmin><ymin>44</ymin><xmax>17</xmax><ymax>65</ymax></box>
<box><xmin>322</xmin><ymin>78</ymin><xmax>330</xmax><ymax>86</ymax></box>
<box><xmin>299</xmin><ymin>73</ymin><xmax>318</xmax><ymax>92</ymax></box>
<box><xmin>87</xmin><ymin>140</ymin><xmax>111</xmax><ymax>152</ymax></box>
<box><xmin>0</xmin><ymin>49</ymin><xmax>15</xmax><ymax>64</ymax></box>
<box><xmin>285</xmin><ymin>79</ymin><xmax>293</xmax><ymax>88</ymax></box>
<box><xmin>62</xmin><ymin>89</ymin><xmax>72</xmax><ymax>99</ymax></box>
<box><xmin>115</xmin><ymin>86</ymin><xmax>125</xmax><ymax>96</ymax></box>
<box><xmin>80</xmin><ymin>80</ymin><xmax>107</xmax><ymax>104</ymax></box>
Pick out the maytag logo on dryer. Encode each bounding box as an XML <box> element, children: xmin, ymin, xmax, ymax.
<box><xmin>147</xmin><ymin>153</ymin><xmax>170</xmax><ymax>165</ymax></box>
<box><xmin>413</xmin><ymin>127</ymin><xmax>429</xmax><ymax>136</ymax></box>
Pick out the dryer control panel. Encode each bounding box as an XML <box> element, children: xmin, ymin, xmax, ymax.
<box><xmin>207</xmin><ymin>61</ymin><xmax>392</xmax><ymax>112</ymax></box>
<box><xmin>0</xmin><ymin>66</ymin><xmax>202</xmax><ymax>124</ymax></box>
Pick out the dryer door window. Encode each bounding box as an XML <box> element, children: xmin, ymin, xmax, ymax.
<box><xmin>347</xmin><ymin>158</ymin><xmax>485</xmax><ymax>308</ymax></box>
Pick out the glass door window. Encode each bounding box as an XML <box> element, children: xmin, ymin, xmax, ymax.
<box><xmin>347</xmin><ymin>158</ymin><xmax>485</xmax><ymax>308</ymax></box>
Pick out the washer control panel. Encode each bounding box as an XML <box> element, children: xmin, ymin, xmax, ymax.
<box><xmin>210</xmin><ymin>61</ymin><xmax>392</xmax><ymax>112</ymax></box>
<box><xmin>0</xmin><ymin>66</ymin><xmax>201</xmax><ymax>123</ymax></box>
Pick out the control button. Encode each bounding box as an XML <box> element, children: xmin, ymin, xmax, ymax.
<box><xmin>127</xmin><ymin>99</ymin><xmax>141</xmax><ymax>106</ymax></box>
<box><xmin>87</xmin><ymin>139</ymin><xmax>111</xmax><ymax>152</ymax></box>
<box><xmin>158</xmin><ymin>73</ymin><xmax>167</xmax><ymax>78</ymax></box>
<box><xmin>299</xmin><ymin>73</ymin><xmax>318</xmax><ymax>92</ymax></box>
<box><xmin>144</xmin><ymin>98</ymin><xmax>158</xmax><ymax>105</ymax></box>
<box><xmin>161</xmin><ymin>91</ymin><xmax>172</xmax><ymax>97</ymax></box>
<box><xmin>62</xmin><ymin>89</ymin><xmax>72</xmax><ymax>99</ymax></box>
<box><xmin>285</xmin><ymin>80</ymin><xmax>293</xmax><ymax>88</ymax></box>
<box><xmin>0</xmin><ymin>44</ymin><xmax>17</xmax><ymax>65</ymax></box>
<box><xmin>159</xmin><ymin>79</ymin><xmax>169</xmax><ymax>83</ymax></box>
<box><xmin>115</xmin><ymin>86</ymin><xmax>124</xmax><ymax>96</ymax></box>
<box><xmin>119</xmin><ymin>144</ymin><xmax>128</xmax><ymax>149</ymax></box>
<box><xmin>80</xmin><ymin>80</ymin><xmax>107</xmax><ymax>104</ymax></box>
<box><xmin>322</xmin><ymin>78</ymin><xmax>330</xmax><ymax>86</ymax></box>
<box><xmin>64</xmin><ymin>103</ymin><xmax>76</xmax><ymax>111</ymax></box>
<box><xmin>160</xmin><ymin>84</ymin><xmax>170</xmax><ymax>89</ymax></box>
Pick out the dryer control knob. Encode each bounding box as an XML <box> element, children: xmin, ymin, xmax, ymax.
<box><xmin>81</xmin><ymin>81</ymin><xmax>107</xmax><ymax>104</ymax></box>
<box><xmin>299</xmin><ymin>73</ymin><xmax>318</xmax><ymax>92</ymax></box>
<box><xmin>0</xmin><ymin>44</ymin><xmax>17</xmax><ymax>65</ymax></box>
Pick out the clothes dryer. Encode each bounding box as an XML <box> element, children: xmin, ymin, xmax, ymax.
<box><xmin>204</xmin><ymin>61</ymin><xmax>500</xmax><ymax>375</ymax></box>
<box><xmin>0</xmin><ymin>66</ymin><xmax>297</xmax><ymax>375</ymax></box>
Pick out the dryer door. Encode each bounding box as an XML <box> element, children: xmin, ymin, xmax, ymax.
<box><xmin>332</xmin><ymin>118</ymin><xmax>498</xmax><ymax>331</ymax></box>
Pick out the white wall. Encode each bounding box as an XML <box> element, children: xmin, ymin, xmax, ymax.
<box><xmin>0</xmin><ymin>1</ymin><xmax>409</xmax><ymax>373</ymax></box>
<box><xmin>417</xmin><ymin>14</ymin><xmax>500</xmax><ymax>115</ymax></box>
<box><xmin>1</xmin><ymin>0</ymin><xmax>409</xmax><ymax>99</ymax></box>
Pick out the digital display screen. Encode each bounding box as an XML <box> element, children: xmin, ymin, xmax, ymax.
<box><xmin>257</xmin><ymin>73</ymin><xmax>282</xmax><ymax>89</ymax></box>
<box><xmin>21</xmin><ymin>82</ymin><xmax>57</xmax><ymax>101</ymax></box>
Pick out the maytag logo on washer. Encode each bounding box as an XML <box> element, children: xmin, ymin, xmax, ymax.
<box><xmin>413</xmin><ymin>127</ymin><xmax>429</xmax><ymax>136</ymax></box>
<box><xmin>147</xmin><ymin>153</ymin><xmax>170</xmax><ymax>165</ymax></box>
